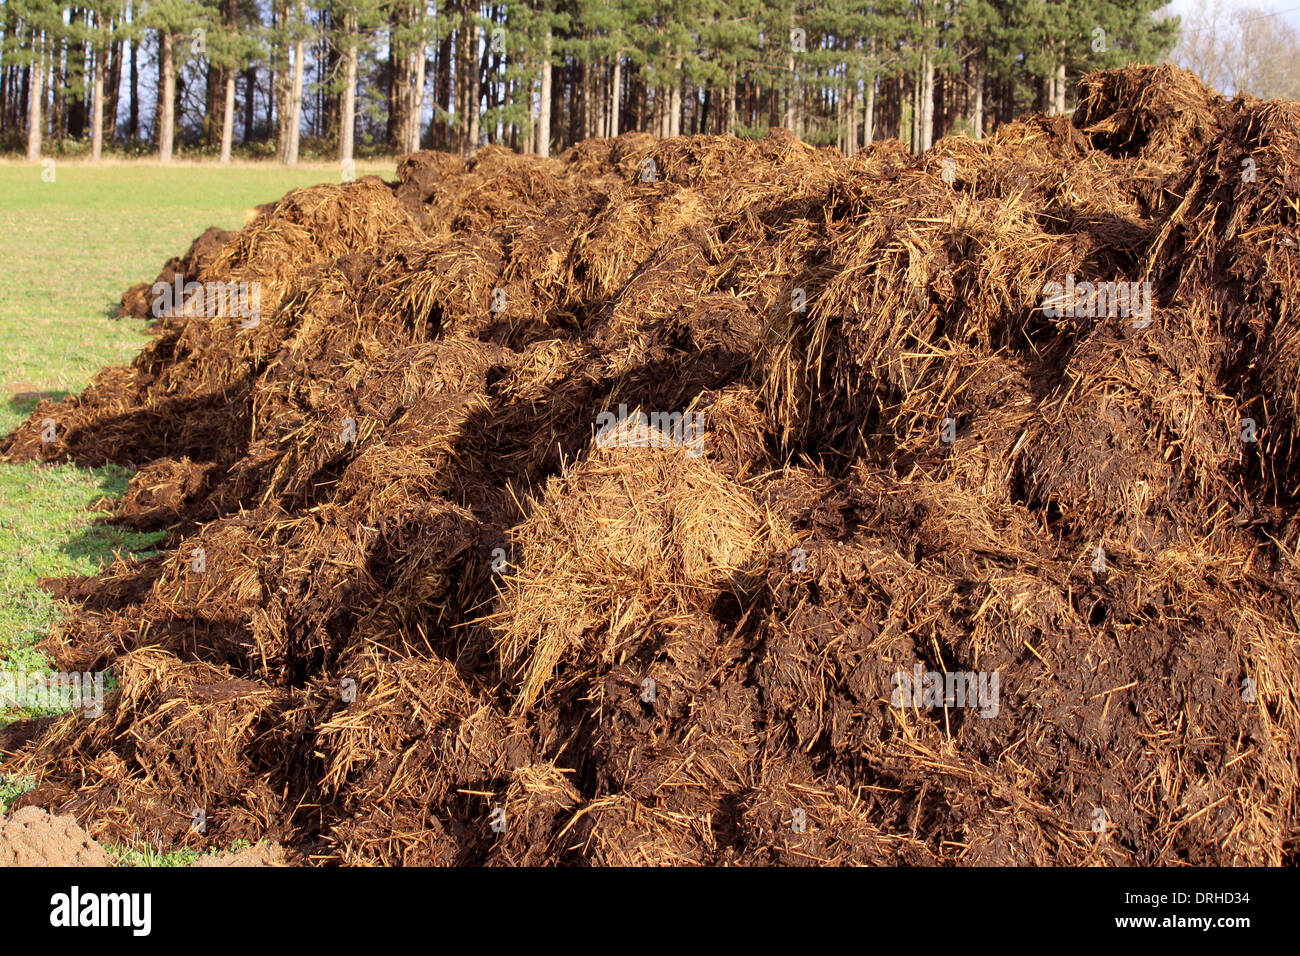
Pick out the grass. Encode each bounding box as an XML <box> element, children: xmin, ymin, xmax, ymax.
<box><xmin>0</xmin><ymin>771</ymin><xmax>35</xmax><ymax>810</ymax></box>
<box><xmin>0</xmin><ymin>159</ymin><xmax>390</xmax><ymax>435</ymax></box>
<box><xmin>0</xmin><ymin>162</ymin><xmax>394</xmax><ymax>863</ymax></box>
<box><xmin>106</xmin><ymin>838</ymin><xmax>254</xmax><ymax>868</ymax></box>
<box><xmin>0</xmin><ymin>462</ymin><xmax>160</xmax><ymax>720</ymax></box>
<box><xmin>105</xmin><ymin>844</ymin><xmax>207</xmax><ymax>868</ymax></box>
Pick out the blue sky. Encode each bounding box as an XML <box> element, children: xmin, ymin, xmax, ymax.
<box><xmin>1165</xmin><ymin>0</ymin><xmax>1300</xmax><ymax>34</ymax></box>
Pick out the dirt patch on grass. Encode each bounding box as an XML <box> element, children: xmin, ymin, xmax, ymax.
<box><xmin>192</xmin><ymin>842</ymin><xmax>288</xmax><ymax>867</ymax></box>
<box><xmin>0</xmin><ymin>806</ymin><xmax>111</xmax><ymax>866</ymax></box>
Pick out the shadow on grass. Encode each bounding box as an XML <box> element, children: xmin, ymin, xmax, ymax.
<box><xmin>51</xmin><ymin>462</ymin><xmax>168</xmax><ymax>575</ymax></box>
<box><xmin>0</xmin><ymin>459</ymin><xmax>166</xmax><ymax>729</ymax></box>
<box><xmin>57</xmin><ymin>521</ymin><xmax>167</xmax><ymax>570</ymax></box>
<box><xmin>8</xmin><ymin>391</ymin><xmax>72</xmax><ymax>416</ymax></box>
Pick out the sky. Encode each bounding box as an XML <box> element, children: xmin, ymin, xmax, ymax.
<box><xmin>1164</xmin><ymin>0</ymin><xmax>1300</xmax><ymax>34</ymax></box>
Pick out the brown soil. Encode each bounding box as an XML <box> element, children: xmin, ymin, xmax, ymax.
<box><xmin>192</xmin><ymin>842</ymin><xmax>288</xmax><ymax>867</ymax></box>
<box><xmin>2</xmin><ymin>64</ymin><xmax>1297</xmax><ymax>865</ymax></box>
<box><xmin>0</xmin><ymin>806</ymin><xmax>112</xmax><ymax>866</ymax></box>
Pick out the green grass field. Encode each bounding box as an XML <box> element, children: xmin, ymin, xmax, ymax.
<box><xmin>0</xmin><ymin>159</ymin><xmax>393</xmax><ymax>721</ymax></box>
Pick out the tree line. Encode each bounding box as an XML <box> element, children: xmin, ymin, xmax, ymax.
<box><xmin>0</xmin><ymin>1</ymin><xmax>1179</xmax><ymax>164</ymax></box>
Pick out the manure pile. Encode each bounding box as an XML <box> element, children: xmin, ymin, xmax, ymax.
<box><xmin>3</xmin><ymin>64</ymin><xmax>1299</xmax><ymax>865</ymax></box>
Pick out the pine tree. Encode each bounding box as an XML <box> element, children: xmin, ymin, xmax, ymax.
<box><xmin>207</xmin><ymin>0</ymin><xmax>261</xmax><ymax>163</ymax></box>
<box><xmin>7</xmin><ymin>0</ymin><xmax>66</xmax><ymax>160</ymax></box>
<box><xmin>84</xmin><ymin>1</ymin><xmax>126</xmax><ymax>162</ymax></box>
<box><xmin>276</xmin><ymin>0</ymin><xmax>309</xmax><ymax>163</ymax></box>
<box><xmin>333</xmin><ymin>0</ymin><xmax>384</xmax><ymax>163</ymax></box>
<box><xmin>139</xmin><ymin>0</ymin><xmax>208</xmax><ymax>162</ymax></box>
<box><xmin>0</xmin><ymin>0</ymin><xmax>1193</xmax><ymax>159</ymax></box>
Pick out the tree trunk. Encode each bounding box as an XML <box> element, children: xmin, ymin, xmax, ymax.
<box><xmin>106</xmin><ymin>37</ymin><xmax>122</xmax><ymax>144</ymax></box>
<box><xmin>835</xmin><ymin>69</ymin><xmax>844</xmax><ymax>150</ymax></box>
<box><xmin>272</xmin><ymin>2</ymin><xmax>286</xmax><ymax>146</ymax></box>
<box><xmin>204</xmin><ymin>63</ymin><xmax>219</xmax><ymax>146</ymax></box>
<box><xmin>159</xmin><ymin>31</ymin><xmax>175</xmax><ymax>162</ymax></box>
<box><xmin>908</xmin><ymin>67</ymin><xmax>918</xmax><ymax>152</ymax></box>
<box><xmin>407</xmin><ymin>26</ymin><xmax>426</xmax><ymax>153</ymax></box>
<box><xmin>633</xmin><ymin>66</ymin><xmax>643</xmax><ymax>131</ymax></box>
<box><xmin>784</xmin><ymin>8</ymin><xmax>795</xmax><ymax>130</ymax></box>
<box><xmin>536</xmin><ymin>27</ymin><xmax>552</xmax><ymax>156</ymax></box>
<box><xmin>280</xmin><ymin>1</ymin><xmax>305</xmax><ymax>164</ymax></box>
<box><xmin>783</xmin><ymin>62</ymin><xmax>794</xmax><ymax>129</ymax></box>
<box><xmin>432</xmin><ymin>29</ymin><xmax>451</xmax><ymax>148</ymax></box>
<box><xmin>669</xmin><ymin>53</ymin><xmax>682</xmax><ymax>137</ymax></box>
<box><xmin>453</xmin><ymin>18</ymin><xmax>465</xmax><ymax>151</ymax></box>
<box><xmin>52</xmin><ymin>45</ymin><xmax>65</xmax><ymax>147</ymax></box>
<box><xmin>581</xmin><ymin>59</ymin><xmax>592</xmax><ymax>139</ymax></box>
<box><xmin>919</xmin><ymin>50</ymin><xmax>935</xmax><ymax>153</ymax></box>
<box><xmin>846</xmin><ymin>77</ymin><xmax>856</xmax><ymax>154</ymax></box>
<box><xmin>467</xmin><ymin>20</ymin><xmax>480</xmax><ymax>151</ymax></box>
<box><xmin>91</xmin><ymin>38</ymin><xmax>105</xmax><ymax>162</ymax></box>
<box><xmin>609</xmin><ymin>53</ymin><xmax>620</xmax><ymax>137</ymax></box>
<box><xmin>128</xmin><ymin>37</ymin><xmax>139</xmax><ymax>140</ymax></box>
<box><xmin>340</xmin><ymin>23</ymin><xmax>358</xmax><ymax>162</ymax></box>
<box><xmin>266</xmin><ymin>60</ymin><xmax>276</xmax><ymax>142</ymax></box>
<box><xmin>1054</xmin><ymin>59</ymin><xmax>1067</xmax><ymax>115</ymax></box>
<box><xmin>220</xmin><ymin>70</ymin><xmax>235</xmax><ymax>163</ymax></box>
<box><xmin>971</xmin><ymin>61</ymin><xmax>984</xmax><ymax>139</ymax></box>
<box><xmin>242</xmin><ymin>68</ymin><xmax>256</xmax><ymax>142</ymax></box>
<box><xmin>26</xmin><ymin>43</ymin><xmax>42</xmax><ymax>162</ymax></box>
<box><xmin>524</xmin><ymin>74</ymin><xmax>535</xmax><ymax>153</ymax></box>
<box><xmin>726</xmin><ymin>68</ymin><xmax>736</xmax><ymax>134</ymax></box>
<box><xmin>393</xmin><ymin>6</ymin><xmax>415</xmax><ymax>153</ymax></box>
<box><xmin>864</xmin><ymin>69</ymin><xmax>875</xmax><ymax>143</ymax></box>
<box><xmin>596</xmin><ymin>60</ymin><xmax>606</xmax><ymax>139</ymax></box>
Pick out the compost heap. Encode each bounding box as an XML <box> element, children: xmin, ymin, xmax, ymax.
<box><xmin>3</xmin><ymin>64</ymin><xmax>1298</xmax><ymax>866</ymax></box>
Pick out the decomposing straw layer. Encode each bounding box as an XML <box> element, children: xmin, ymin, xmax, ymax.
<box><xmin>2</xmin><ymin>64</ymin><xmax>1298</xmax><ymax>865</ymax></box>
